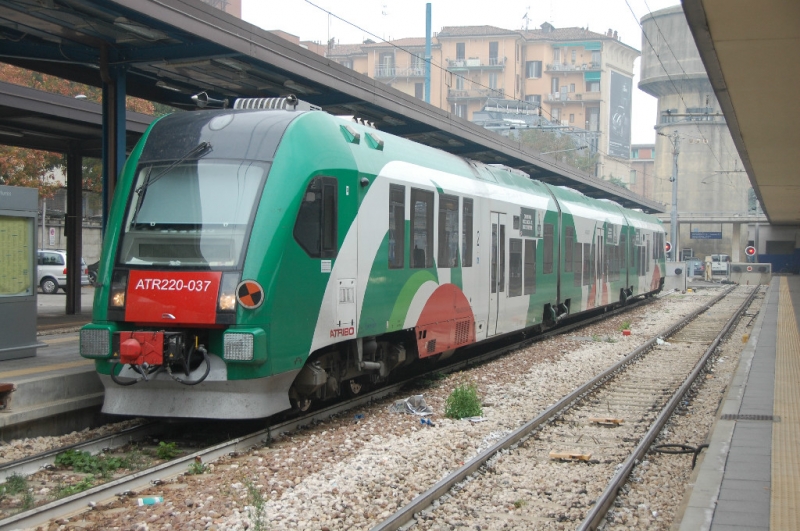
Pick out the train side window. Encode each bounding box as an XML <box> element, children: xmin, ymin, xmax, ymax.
<box><xmin>543</xmin><ymin>223</ymin><xmax>554</xmax><ymax>274</ymax></box>
<box><xmin>388</xmin><ymin>184</ymin><xmax>405</xmax><ymax>269</ymax></box>
<box><xmin>410</xmin><ymin>188</ymin><xmax>434</xmax><ymax>268</ymax></box>
<box><xmin>564</xmin><ymin>226</ymin><xmax>574</xmax><ymax>272</ymax></box>
<box><xmin>524</xmin><ymin>239</ymin><xmax>536</xmax><ymax>294</ymax></box>
<box><xmin>583</xmin><ymin>242</ymin><xmax>591</xmax><ymax>286</ymax></box>
<box><xmin>462</xmin><ymin>198</ymin><xmax>473</xmax><ymax>267</ymax></box>
<box><xmin>620</xmin><ymin>234</ymin><xmax>627</xmax><ymax>269</ymax></box>
<box><xmin>294</xmin><ymin>176</ymin><xmax>338</xmax><ymax>258</ymax></box>
<box><xmin>573</xmin><ymin>241</ymin><xmax>582</xmax><ymax>287</ymax></box>
<box><xmin>509</xmin><ymin>238</ymin><xmax>522</xmax><ymax>297</ymax></box>
<box><xmin>438</xmin><ymin>194</ymin><xmax>459</xmax><ymax>268</ymax></box>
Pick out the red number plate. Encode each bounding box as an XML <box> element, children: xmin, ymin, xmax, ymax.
<box><xmin>125</xmin><ymin>271</ymin><xmax>222</xmax><ymax>325</ymax></box>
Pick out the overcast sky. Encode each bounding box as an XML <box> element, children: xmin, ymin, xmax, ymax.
<box><xmin>242</xmin><ymin>0</ymin><xmax>682</xmax><ymax>145</ymax></box>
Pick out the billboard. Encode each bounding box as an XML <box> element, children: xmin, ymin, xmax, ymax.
<box><xmin>608</xmin><ymin>71</ymin><xmax>632</xmax><ymax>158</ymax></box>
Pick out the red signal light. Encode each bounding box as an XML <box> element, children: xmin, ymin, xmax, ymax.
<box><xmin>665</xmin><ymin>241</ymin><xmax>672</xmax><ymax>253</ymax></box>
<box><xmin>745</xmin><ymin>246</ymin><xmax>756</xmax><ymax>256</ymax></box>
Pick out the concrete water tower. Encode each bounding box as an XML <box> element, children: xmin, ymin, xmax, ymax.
<box><xmin>639</xmin><ymin>6</ymin><xmax>750</xmax><ymax>261</ymax></box>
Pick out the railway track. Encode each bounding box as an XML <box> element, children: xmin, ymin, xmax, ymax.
<box><xmin>0</xmin><ymin>294</ymin><xmax>663</xmax><ymax>530</ymax></box>
<box><xmin>370</xmin><ymin>285</ymin><xmax>755</xmax><ymax>531</ymax></box>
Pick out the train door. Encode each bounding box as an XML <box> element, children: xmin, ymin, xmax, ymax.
<box><xmin>593</xmin><ymin>226</ymin><xmax>604</xmax><ymax>306</ymax></box>
<box><xmin>488</xmin><ymin>212</ymin><xmax>506</xmax><ymax>336</ymax></box>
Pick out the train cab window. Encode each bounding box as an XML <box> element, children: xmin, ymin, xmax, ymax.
<box><xmin>462</xmin><ymin>198</ymin><xmax>473</xmax><ymax>267</ymax></box>
<box><xmin>294</xmin><ymin>176</ymin><xmax>338</xmax><ymax>258</ymax></box>
<box><xmin>509</xmin><ymin>238</ymin><xmax>522</xmax><ymax>297</ymax></box>
<box><xmin>388</xmin><ymin>185</ymin><xmax>405</xmax><ymax>269</ymax></box>
<box><xmin>438</xmin><ymin>194</ymin><xmax>459</xmax><ymax>268</ymax></box>
<box><xmin>543</xmin><ymin>223</ymin><xmax>554</xmax><ymax>274</ymax></box>
<box><xmin>524</xmin><ymin>239</ymin><xmax>536</xmax><ymax>295</ymax></box>
<box><xmin>564</xmin><ymin>226</ymin><xmax>574</xmax><ymax>272</ymax></box>
<box><xmin>410</xmin><ymin>188</ymin><xmax>434</xmax><ymax>268</ymax></box>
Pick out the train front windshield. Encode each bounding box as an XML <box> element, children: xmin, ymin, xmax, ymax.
<box><xmin>118</xmin><ymin>160</ymin><xmax>268</xmax><ymax>267</ymax></box>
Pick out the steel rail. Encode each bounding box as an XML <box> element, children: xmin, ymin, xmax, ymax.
<box><xmin>370</xmin><ymin>287</ymin><xmax>735</xmax><ymax>531</ymax></box>
<box><xmin>0</xmin><ymin>289</ymin><xmax>665</xmax><ymax>530</ymax></box>
<box><xmin>577</xmin><ymin>286</ymin><xmax>758</xmax><ymax>530</ymax></box>
<box><xmin>0</xmin><ymin>422</ymin><xmax>161</xmax><ymax>484</ymax></box>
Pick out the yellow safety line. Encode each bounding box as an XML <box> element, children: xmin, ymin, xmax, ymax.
<box><xmin>0</xmin><ymin>360</ymin><xmax>94</xmax><ymax>379</ymax></box>
<box><xmin>772</xmin><ymin>276</ymin><xmax>800</xmax><ymax>530</ymax></box>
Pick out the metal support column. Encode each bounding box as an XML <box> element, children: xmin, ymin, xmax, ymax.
<box><xmin>101</xmin><ymin>46</ymin><xmax>127</xmax><ymax>233</ymax></box>
<box><xmin>65</xmin><ymin>149</ymin><xmax>83</xmax><ymax>315</ymax></box>
<box><xmin>669</xmin><ymin>131</ymin><xmax>680</xmax><ymax>261</ymax></box>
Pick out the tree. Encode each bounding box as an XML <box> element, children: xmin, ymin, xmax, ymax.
<box><xmin>518</xmin><ymin>128</ymin><xmax>598</xmax><ymax>174</ymax></box>
<box><xmin>0</xmin><ymin>63</ymin><xmax>161</xmax><ymax>196</ymax></box>
<box><xmin>0</xmin><ymin>146</ymin><xmax>63</xmax><ymax>198</ymax></box>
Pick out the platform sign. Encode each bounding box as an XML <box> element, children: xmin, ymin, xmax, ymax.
<box><xmin>48</xmin><ymin>227</ymin><xmax>55</xmax><ymax>246</ymax></box>
<box><xmin>0</xmin><ymin>185</ymin><xmax>38</xmax><ymax>360</ymax></box>
<box><xmin>0</xmin><ymin>216</ymin><xmax>33</xmax><ymax>296</ymax></box>
<box><xmin>690</xmin><ymin>231</ymin><xmax>722</xmax><ymax>239</ymax></box>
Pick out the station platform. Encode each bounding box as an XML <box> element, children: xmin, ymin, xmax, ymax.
<box><xmin>0</xmin><ymin>289</ymin><xmax>101</xmax><ymax>440</ymax></box>
<box><xmin>680</xmin><ymin>275</ymin><xmax>800</xmax><ymax>530</ymax></box>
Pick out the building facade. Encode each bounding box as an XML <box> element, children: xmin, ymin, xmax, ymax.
<box><xmin>325</xmin><ymin>23</ymin><xmax>639</xmax><ymax>181</ymax></box>
<box><xmin>629</xmin><ymin>144</ymin><xmax>655</xmax><ymax>199</ymax></box>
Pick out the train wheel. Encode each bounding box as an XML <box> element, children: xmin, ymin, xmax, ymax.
<box><xmin>291</xmin><ymin>396</ymin><xmax>313</xmax><ymax>413</ymax></box>
<box><xmin>344</xmin><ymin>378</ymin><xmax>365</xmax><ymax>397</ymax></box>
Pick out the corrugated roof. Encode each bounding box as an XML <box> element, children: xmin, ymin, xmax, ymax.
<box><xmin>362</xmin><ymin>37</ymin><xmax>428</xmax><ymax>48</ymax></box>
<box><xmin>437</xmin><ymin>25</ymin><xmax>520</xmax><ymax>37</ymax></box>
<box><xmin>327</xmin><ymin>43</ymin><xmax>366</xmax><ymax>57</ymax></box>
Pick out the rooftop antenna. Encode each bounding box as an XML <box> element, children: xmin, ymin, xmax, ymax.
<box><xmin>522</xmin><ymin>6</ymin><xmax>530</xmax><ymax>31</ymax></box>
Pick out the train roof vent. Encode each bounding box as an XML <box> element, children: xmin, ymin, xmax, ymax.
<box><xmin>233</xmin><ymin>94</ymin><xmax>321</xmax><ymax>111</ymax></box>
<box><xmin>598</xmin><ymin>198</ymin><xmax>622</xmax><ymax>206</ymax></box>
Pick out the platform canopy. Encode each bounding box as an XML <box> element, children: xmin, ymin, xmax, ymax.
<box><xmin>0</xmin><ymin>0</ymin><xmax>663</xmax><ymax>212</ymax></box>
<box><xmin>683</xmin><ymin>0</ymin><xmax>800</xmax><ymax>225</ymax></box>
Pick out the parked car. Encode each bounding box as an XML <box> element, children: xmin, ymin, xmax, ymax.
<box><xmin>685</xmin><ymin>257</ymin><xmax>705</xmax><ymax>276</ymax></box>
<box><xmin>37</xmin><ymin>249</ymin><xmax>89</xmax><ymax>294</ymax></box>
<box><xmin>87</xmin><ymin>260</ymin><xmax>99</xmax><ymax>285</ymax></box>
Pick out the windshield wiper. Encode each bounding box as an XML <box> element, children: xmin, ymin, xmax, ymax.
<box><xmin>129</xmin><ymin>141</ymin><xmax>212</xmax><ymax>226</ymax></box>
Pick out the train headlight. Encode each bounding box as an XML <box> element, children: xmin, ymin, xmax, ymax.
<box><xmin>218</xmin><ymin>272</ymin><xmax>240</xmax><ymax>312</ymax></box>
<box><xmin>223</xmin><ymin>328</ymin><xmax>266</xmax><ymax>364</ymax></box>
<box><xmin>80</xmin><ymin>326</ymin><xmax>112</xmax><ymax>358</ymax></box>
<box><xmin>109</xmin><ymin>270</ymin><xmax>128</xmax><ymax>308</ymax></box>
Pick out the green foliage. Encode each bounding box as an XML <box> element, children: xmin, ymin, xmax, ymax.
<box><xmin>56</xmin><ymin>476</ymin><xmax>95</xmax><ymax>497</ymax></box>
<box><xmin>2</xmin><ymin>473</ymin><xmax>27</xmax><ymax>495</ymax></box>
<box><xmin>518</xmin><ymin>129</ymin><xmax>598</xmax><ymax>173</ymax></box>
<box><xmin>246</xmin><ymin>480</ymin><xmax>269</xmax><ymax>531</ymax></box>
<box><xmin>54</xmin><ymin>449</ymin><xmax>130</xmax><ymax>477</ymax></box>
<box><xmin>156</xmin><ymin>441</ymin><xmax>180</xmax><ymax>460</ymax></box>
<box><xmin>445</xmin><ymin>383</ymin><xmax>482</xmax><ymax>419</ymax></box>
<box><xmin>619</xmin><ymin>320</ymin><xmax>632</xmax><ymax>331</ymax></box>
<box><xmin>513</xmin><ymin>499</ymin><xmax>527</xmax><ymax>508</ymax></box>
<box><xmin>20</xmin><ymin>489</ymin><xmax>35</xmax><ymax>510</ymax></box>
<box><xmin>607</xmin><ymin>175</ymin><xmax>629</xmax><ymax>189</ymax></box>
<box><xmin>187</xmin><ymin>459</ymin><xmax>208</xmax><ymax>475</ymax></box>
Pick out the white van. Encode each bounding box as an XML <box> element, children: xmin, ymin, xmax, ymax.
<box><xmin>710</xmin><ymin>254</ymin><xmax>730</xmax><ymax>276</ymax></box>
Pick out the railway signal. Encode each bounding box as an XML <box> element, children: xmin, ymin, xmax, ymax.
<box><xmin>745</xmin><ymin>246</ymin><xmax>756</xmax><ymax>262</ymax></box>
<box><xmin>665</xmin><ymin>241</ymin><xmax>672</xmax><ymax>257</ymax></box>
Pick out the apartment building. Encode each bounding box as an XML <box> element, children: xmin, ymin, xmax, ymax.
<box><xmin>629</xmin><ymin>144</ymin><xmax>655</xmax><ymax>199</ymax></box>
<box><xmin>326</xmin><ymin>22</ymin><xmax>639</xmax><ymax>180</ymax></box>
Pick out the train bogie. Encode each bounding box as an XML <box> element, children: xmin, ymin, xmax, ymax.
<box><xmin>80</xmin><ymin>102</ymin><xmax>665</xmax><ymax>419</ymax></box>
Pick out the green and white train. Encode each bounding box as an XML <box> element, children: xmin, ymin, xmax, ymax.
<box><xmin>80</xmin><ymin>99</ymin><xmax>666</xmax><ymax>419</ymax></box>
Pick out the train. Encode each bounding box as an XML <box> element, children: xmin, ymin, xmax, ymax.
<box><xmin>79</xmin><ymin>97</ymin><xmax>666</xmax><ymax>419</ymax></box>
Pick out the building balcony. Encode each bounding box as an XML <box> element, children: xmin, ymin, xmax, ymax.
<box><xmin>546</xmin><ymin>91</ymin><xmax>601</xmax><ymax>103</ymax></box>
<box><xmin>447</xmin><ymin>57</ymin><xmax>506</xmax><ymax>69</ymax></box>
<box><xmin>448</xmin><ymin>88</ymin><xmax>504</xmax><ymax>100</ymax></box>
<box><xmin>374</xmin><ymin>66</ymin><xmax>426</xmax><ymax>79</ymax></box>
<box><xmin>545</xmin><ymin>62</ymin><xmax>601</xmax><ymax>72</ymax></box>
